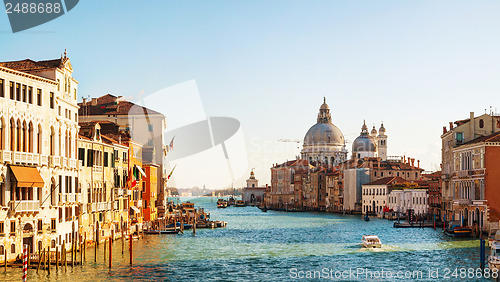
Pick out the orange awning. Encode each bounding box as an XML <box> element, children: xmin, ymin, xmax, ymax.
<box><xmin>10</xmin><ymin>166</ymin><xmax>44</xmax><ymax>187</ymax></box>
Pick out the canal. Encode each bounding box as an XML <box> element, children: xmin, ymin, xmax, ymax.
<box><xmin>2</xmin><ymin>197</ymin><xmax>488</xmax><ymax>281</ymax></box>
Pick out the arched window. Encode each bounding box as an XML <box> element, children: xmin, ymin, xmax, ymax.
<box><xmin>50</xmin><ymin>127</ymin><xmax>55</xmax><ymax>155</ymax></box>
<box><xmin>0</xmin><ymin>245</ymin><xmax>4</xmax><ymax>255</ymax></box>
<box><xmin>16</xmin><ymin>119</ymin><xmax>21</xmax><ymax>151</ymax></box>
<box><xmin>22</xmin><ymin>121</ymin><xmax>27</xmax><ymax>152</ymax></box>
<box><xmin>37</xmin><ymin>125</ymin><xmax>42</xmax><ymax>154</ymax></box>
<box><xmin>0</xmin><ymin>118</ymin><xmax>4</xmax><ymax>150</ymax></box>
<box><xmin>68</xmin><ymin>131</ymin><xmax>72</xmax><ymax>158</ymax></box>
<box><xmin>28</xmin><ymin>122</ymin><xmax>33</xmax><ymax>153</ymax></box>
<box><xmin>479</xmin><ymin>119</ymin><xmax>484</xmax><ymax>129</ymax></box>
<box><xmin>10</xmin><ymin>243</ymin><xmax>15</xmax><ymax>253</ymax></box>
<box><xmin>59</xmin><ymin>129</ymin><xmax>63</xmax><ymax>156</ymax></box>
<box><xmin>10</xmin><ymin>118</ymin><xmax>15</xmax><ymax>151</ymax></box>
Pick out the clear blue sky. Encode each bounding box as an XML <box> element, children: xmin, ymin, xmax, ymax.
<box><xmin>1</xmin><ymin>1</ymin><xmax>500</xmax><ymax>187</ymax></box>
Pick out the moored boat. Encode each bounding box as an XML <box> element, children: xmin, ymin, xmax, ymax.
<box><xmin>444</xmin><ymin>221</ymin><xmax>472</xmax><ymax>237</ymax></box>
<box><xmin>488</xmin><ymin>241</ymin><xmax>500</xmax><ymax>272</ymax></box>
<box><xmin>235</xmin><ymin>200</ymin><xmax>246</xmax><ymax>207</ymax></box>
<box><xmin>362</xmin><ymin>235</ymin><xmax>382</xmax><ymax>248</ymax></box>
<box><xmin>363</xmin><ymin>215</ymin><xmax>370</xmax><ymax>221</ymax></box>
<box><xmin>166</xmin><ymin>222</ymin><xmax>193</xmax><ymax>230</ymax></box>
<box><xmin>217</xmin><ymin>199</ymin><xmax>228</xmax><ymax>208</ymax></box>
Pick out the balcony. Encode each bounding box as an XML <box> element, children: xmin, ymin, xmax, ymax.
<box><xmin>49</xmin><ymin>156</ymin><xmax>61</xmax><ymax>167</ymax></box>
<box><xmin>0</xmin><ymin>150</ymin><xmax>12</xmax><ymax>163</ymax></box>
<box><xmin>9</xmin><ymin>200</ymin><xmax>40</xmax><ymax>213</ymax></box>
<box><xmin>70</xmin><ymin>159</ymin><xmax>77</xmax><ymax>169</ymax></box>
<box><xmin>92</xmin><ymin>166</ymin><xmax>103</xmax><ymax>174</ymax></box>
<box><xmin>40</xmin><ymin>155</ymin><xmax>48</xmax><ymax>166</ymax></box>
<box><xmin>454</xmin><ymin>199</ymin><xmax>472</xmax><ymax>206</ymax></box>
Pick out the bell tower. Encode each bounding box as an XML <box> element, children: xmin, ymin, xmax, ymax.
<box><xmin>377</xmin><ymin>123</ymin><xmax>387</xmax><ymax>161</ymax></box>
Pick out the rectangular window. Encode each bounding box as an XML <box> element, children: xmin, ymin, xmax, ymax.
<box><xmin>87</xmin><ymin>149</ymin><xmax>93</xmax><ymax>167</ymax></box>
<box><xmin>104</xmin><ymin>152</ymin><xmax>109</xmax><ymax>167</ymax></box>
<box><xmin>57</xmin><ymin>79</ymin><xmax>60</xmax><ymax>91</ymax></box>
<box><xmin>28</xmin><ymin>86</ymin><xmax>33</xmax><ymax>104</ymax></box>
<box><xmin>148</xmin><ymin>124</ymin><xmax>153</xmax><ymax>132</ymax></box>
<box><xmin>0</xmin><ymin>222</ymin><xmax>4</xmax><ymax>234</ymax></box>
<box><xmin>9</xmin><ymin>81</ymin><xmax>14</xmax><ymax>99</ymax></box>
<box><xmin>59</xmin><ymin>207</ymin><xmax>63</xmax><ymax>223</ymax></box>
<box><xmin>148</xmin><ymin>138</ymin><xmax>153</xmax><ymax>146</ymax></box>
<box><xmin>75</xmin><ymin>177</ymin><xmax>79</xmax><ymax>193</ymax></box>
<box><xmin>59</xmin><ymin>175</ymin><xmax>63</xmax><ymax>194</ymax></box>
<box><xmin>37</xmin><ymin>89</ymin><xmax>42</xmax><ymax>106</ymax></box>
<box><xmin>78</xmin><ymin>148</ymin><xmax>85</xmax><ymax>162</ymax></box>
<box><xmin>10</xmin><ymin>221</ymin><xmax>15</xmax><ymax>234</ymax></box>
<box><xmin>456</xmin><ymin>132</ymin><xmax>464</xmax><ymax>144</ymax></box>
<box><xmin>50</xmin><ymin>92</ymin><xmax>54</xmax><ymax>109</ymax></box>
<box><xmin>74</xmin><ymin>89</ymin><xmax>77</xmax><ymax>100</ymax></box>
<box><xmin>58</xmin><ymin>106</ymin><xmax>61</xmax><ymax>116</ymax></box>
<box><xmin>15</xmin><ymin>83</ymin><xmax>20</xmax><ymax>101</ymax></box>
<box><xmin>123</xmin><ymin>152</ymin><xmax>127</xmax><ymax>162</ymax></box>
<box><xmin>0</xmin><ymin>78</ymin><xmax>4</xmax><ymax>97</ymax></box>
<box><xmin>51</xmin><ymin>219</ymin><xmax>56</xmax><ymax>231</ymax></box>
<box><xmin>37</xmin><ymin>219</ymin><xmax>42</xmax><ymax>233</ymax></box>
<box><xmin>22</xmin><ymin>84</ymin><xmax>26</xmax><ymax>102</ymax></box>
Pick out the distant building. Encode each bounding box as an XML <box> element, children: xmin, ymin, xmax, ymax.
<box><xmin>270</xmin><ymin>159</ymin><xmax>310</xmax><ymax>209</ymax></box>
<box><xmin>423</xmin><ymin>171</ymin><xmax>442</xmax><ymax>219</ymax></box>
<box><xmin>352</xmin><ymin>121</ymin><xmax>387</xmax><ymax>160</ymax></box>
<box><xmin>387</xmin><ymin>182</ymin><xmax>429</xmax><ymax>216</ymax></box>
<box><xmin>242</xmin><ymin>170</ymin><xmax>266</xmax><ymax>205</ymax></box>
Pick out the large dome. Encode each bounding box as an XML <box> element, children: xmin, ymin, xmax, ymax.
<box><xmin>304</xmin><ymin>123</ymin><xmax>345</xmax><ymax>146</ymax></box>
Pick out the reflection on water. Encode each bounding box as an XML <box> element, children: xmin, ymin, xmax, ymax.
<box><xmin>1</xmin><ymin>197</ymin><xmax>487</xmax><ymax>281</ymax></box>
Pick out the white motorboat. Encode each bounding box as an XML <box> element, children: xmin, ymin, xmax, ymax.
<box><xmin>488</xmin><ymin>241</ymin><xmax>500</xmax><ymax>272</ymax></box>
<box><xmin>362</xmin><ymin>235</ymin><xmax>382</xmax><ymax>248</ymax></box>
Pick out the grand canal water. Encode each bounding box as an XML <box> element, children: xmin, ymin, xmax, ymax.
<box><xmin>2</xmin><ymin>197</ymin><xmax>490</xmax><ymax>281</ymax></box>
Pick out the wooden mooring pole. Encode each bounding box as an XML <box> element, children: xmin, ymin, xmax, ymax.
<box><xmin>109</xmin><ymin>237</ymin><xmax>112</xmax><ymax>269</ymax></box>
<box><xmin>47</xmin><ymin>247</ymin><xmax>50</xmax><ymax>274</ymax></box>
<box><xmin>104</xmin><ymin>237</ymin><xmax>107</xmax><ymax>262</ymax></box>
<box><xmin>55</xmin><ymin>246</ymin><xmax>59</xmax><ymax>272</ymax></box>
<box><xmin>129</xmin><ymin>234</ymin><xmax>133</xmax><ymax>265</ymax></box>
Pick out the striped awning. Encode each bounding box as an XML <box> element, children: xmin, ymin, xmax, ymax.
<box><xmin>10</xmin><ymin>166</ymin><xmax>44</xmax><ymax>187</ymax></box>
<box><xmin>130</xmin><ymin>206</ymin><xmax>140</xmax><ymax>214</ymax></box>
<box><xmin>135</xmin><ymin>165</ymin><xmax>147</xmax><ymax>178</ymax></box>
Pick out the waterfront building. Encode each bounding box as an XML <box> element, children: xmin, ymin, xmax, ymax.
<box><xmin>269</xmin><ymin>159</ymin><xmax>310</xmax><ymax>209</ymax></box>
<box><xmin>77</xmin><ymin>122</ymin><xmax>130</xmax><ymax>243</ymax></box>
<box><xmin>341</xmin><ymin>156</ymin><xmax>424</xmax><ymax>213</ymax></box>
<box><xmin>300</xmin><ymin>98</ymin><xmax>347</xmax><ymax>166</ymax></box>
<box><xmin>422</xmin><ymin>171</ymin><xmax>442</xmax><ymax>219</ymax></box>
<box><xmin>387</xmin><ymin>182</ymin><xmax>429</xmax><ymax>216</ymax></box>
<box><xmin>127</xmin><ymin>141</ymin><xmax>145</xmax><ymax>232</ymax></box>
<box><xmin>242</xmin><ymin>170</ymin><xmax>266</xmax><ymax>205</ymax></box>
<box><xmin>325</xmin><ymin>169</ymin><xmax>342</xmax><ymax>212</ymax></box>
<box><xmin>441</xmin><ymin>112</ymin><xmax>500</xmax><ymax>232</ymax></box>
<box><xmin>362</xmin><ymin>177</ymin><xmax>404</xmax><ymax>214</ymax></box>
<box><xmin>143</xmin><ymin>163</ymin><xmax>158</xmax><ymax>222</ymax></box>
<box><xmin>446</xmin><ymin>131</ymin><xmax>500</xmax><ymax>232</ymax></box>
<box><xmin>0</xmin><ymin>53</ymin><xmax>80</xmax><ymax>262</ymax></box>
<box><xmin>78</xmin><ymin>95</ymin><xmax>168</xmax><ymax>212</ymax></box>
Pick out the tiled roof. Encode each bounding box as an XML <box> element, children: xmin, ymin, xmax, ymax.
<box><xmin>364</xmin><ymin>176</ymin><xmax>405</xmax><ymax>186</ymax></box>
<box><xmin>461</xmin><ymin>131</ymin><xmax>500</xmax><ymax>146</ymax></box>
<box><xmin>78</xmin><ymin>94</ymin><xmax>163</xmax><ymax>116</ymax></box>
<box><xmin>0</xmin><ymin>58</ymin><xmax>66</xmax><ymax>72</ymax></box>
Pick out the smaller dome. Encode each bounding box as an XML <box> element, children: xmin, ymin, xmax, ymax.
<box><xmin>371</xmin><ymin>126</ymin><xmax>377</xmax><ymax>136</ymax></box>
<box><xmin>352</xmin><ymin>135</ymin><xmax>377</xmax><ymax>152</ymax></box>
<box><xmin>379</xmin><ymin>123</ymin><xmax>386</xmax><ymax>134</ymax></box>
<box><xmin>352</xmin><ymin>121</ymin><xmax>377</xmax><ymax>153</ymax></box>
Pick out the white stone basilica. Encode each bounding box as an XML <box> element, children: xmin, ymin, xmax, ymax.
<box><xmin>300</xmin><ymin>98</ymin><xmax>348</xmax><ymax>166</ymax></box>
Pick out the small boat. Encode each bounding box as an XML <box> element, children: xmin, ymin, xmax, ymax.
<box><xmin>362</xmin><ymin>235</ymin><xmax>382</xmax><ymax>248</ymax></box>
<box><xmin>444</xmin><ymin>222</ymin><xmax>472</xmax><ymax>237</ymax></box>
<box><xmin>144</xmin><ymin>229</ymin><xmax>180</xmax><ymax>235</ymax></box>
<box><xmin>217</xmin><ymin>199</ymin><xmax>228</xmax><ymax>208</ymax></box>
<box><xmin>258</xmin><ymin>206</ymin><xmax>268</xmax><ymax>212</ymax></box>
<box><xmin>363</xmin><ymin>215</ymin><xmax>370</xmax><ymax>221</ymax></box>
<box><xmin>165</xmin><ymin>222</ymin><xmax>193</xmax><ymax>230</ymax></box>
<box><xmin>235</xmin><ymin>200</ymin><xmax>246</xmax><ymax>207</ymax></box>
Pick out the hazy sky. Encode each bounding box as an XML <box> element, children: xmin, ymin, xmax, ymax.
<box><xmin>1</xmin><ymin>1</ymin><xmax>499</xmax><ymax>188</ymax></box>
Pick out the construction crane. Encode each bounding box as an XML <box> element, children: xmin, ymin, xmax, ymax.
<box><xmin>278</xmin><ymin>139</ymin><xmax>301</xmax><ymax>143</ymax></box>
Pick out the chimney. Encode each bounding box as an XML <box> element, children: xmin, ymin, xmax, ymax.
<box><xmin>470</xmin><ymin>112</ymin><xmax>475</xmax><ymax>140</ymax></box>
<box><xmin>443</xmin><ymin>126</ymin><xmax>447</xmax><ymax>134</ymax></box>
<box><xmin>411</xmin><ymin>158</ymin><xmax>415</xmax><ymax>167</ymax></box>
<box><xmin>403</xmin><ymin>155</ymin><xmax>406</xmax><ymax>163</ymax></box>
<box><xmin>417</xmin><ymin>160</ymin><xmax>420</xmax><ymax>169</ymax></box>
<box><xmin>449</xmin><ymin>122</ymin><xmax>453</xmax><ymax>130</ymax></box>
